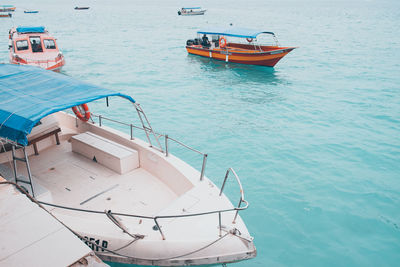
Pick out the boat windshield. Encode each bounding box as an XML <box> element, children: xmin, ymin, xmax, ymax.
<box><xmin>29</xmin><ymin>36</ymin><xmax>43</xmax><ymax>53</ymax></box>
<box><xmin>43</xmin><ymin>39</ymin><xmax>56</xmax><ymax>49</ymax></box>
<box><xmin>16</xmin><ymin>40</ymin><xmax>29</xmax><ymax>51</ymax></box>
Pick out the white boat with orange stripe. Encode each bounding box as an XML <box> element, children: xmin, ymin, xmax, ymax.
<box><xmin>8</xmin><ymin>26</ymin><xmax>65</xmax><ymax>71</ymax></box>
<box><xmin>186</xmin><ymin>27</ymin><xmax>296</xmax><ymax>67</ymax></box>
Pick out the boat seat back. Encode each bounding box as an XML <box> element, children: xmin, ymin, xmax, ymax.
<box><xmin>71</xmin><ymin>132</ymin><xmax>139</xmax><ymax>174</ymax></box>
<box><xmin>28</xmin><ymin>114</ymin><xmax>60</xmax><ymax>141</ymax></box>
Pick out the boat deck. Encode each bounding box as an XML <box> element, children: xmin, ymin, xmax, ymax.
<box><xmin>15</xmin><ymin>140</ymin><xmax>178</xmax><ymax>217</ymax></box>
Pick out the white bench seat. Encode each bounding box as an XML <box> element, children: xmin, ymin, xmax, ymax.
<box><xmin>71</xmin><ymin>132</ymin><xmax>139</xmax><ymax>174</ymax></box>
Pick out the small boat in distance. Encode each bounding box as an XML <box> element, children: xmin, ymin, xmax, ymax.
<box><xmin>0</xmin><ymin>64</ymin><xmax>256</xmax><ymax>266</ymax></box>
<box><xmin>9</xmin><ymin>26</ymin><xmax>65</xmax><ymax>71</ymax></box>
<box><xmin>0</xmin><ymin>5</ymin><xmax>16</xmax><ymax>12</ymax></box>
<box><xmin>0</xmin><ymin>13</ymin><xmax>12</xmax><ymax>17</ymax></box>
<box><xmin>178</xmin><ymin>7</ymin><xmax>206</xmax><ymax>16</ymax></box>
<box><xmin>24</xmin><ymin>10</ymin><xmax>39</xmax><ymax>13</ymax></box>
<box><xmin>186</xmin><ymin>27</ymin><xmax>296</xmax><ymax>67</ymax></box>
<box><xmin>74</xmin><ymin>6</ymin><xmax>90</xmax><ymax>10</ymax></box>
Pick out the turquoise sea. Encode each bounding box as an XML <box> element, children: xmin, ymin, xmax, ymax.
<box><xmin>1</xmin><ymin>0</ymin><xmax>400</xmax><ymax>266</ymax></box>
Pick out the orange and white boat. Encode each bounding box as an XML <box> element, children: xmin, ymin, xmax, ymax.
<box><xmin>0</xmin><ymin>5</ymin><xmax>16</xmax><ymax>12</ymax></box>
<box><xmin>9</xmin><ymin>26</ymin><xmax>65</xmax><ymax>71</ymax></box>
<box><xmin>186</xmin><ymin>27</ymin><xmax>296</xmax><ymax>67</ymax></box>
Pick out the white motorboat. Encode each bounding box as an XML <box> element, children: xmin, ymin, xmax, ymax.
<box><xmin>178</xmin><ymin>7</ymin><xmax>206</xmax><ymax>16</ymax></box>
<box><xmin>0</xmin><ymin>64</ymin><xmax>256</xmax><ymax>266</ymax></box>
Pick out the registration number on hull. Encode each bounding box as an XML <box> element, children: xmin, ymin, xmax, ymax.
<box><xmin>80</xmin><ymin>236</ymin><xmax>109</xmax><ymax>252</ymax></box>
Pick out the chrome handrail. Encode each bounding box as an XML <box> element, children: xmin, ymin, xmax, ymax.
<box><xmin>219</xmin><ymin>168</ymin><xmax>246</xmax><ymax>224</ymax></box>
<box><xmin>38</xmin><ymin>195</ymin><xmax>249</xmax><ymax>240</ymax></box>
<box><xmin>37</xmin><ymin>167</ymin><xmax>248</xmax><ymax>240</ymax></box>
<box><xmin>91</xmin><ymin>113</ymin><xmax>208</xmax><ymax>180</ymax></box>
<box><xmin>69</xmin><ymin>114</ymin><xmax>249</xmax><ymax>238</ymax></box>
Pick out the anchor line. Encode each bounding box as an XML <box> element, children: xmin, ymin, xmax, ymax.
<box><xmin>105</xmin><ymin>209</ymin><xmax>145</xmax><ymax>251</ymax></box>
<box><xmin>105</xmin><ymin>209</ymin><xmax>144</xmax><ymax>238</ymax></box>
<box><xmin>0</xmin><ymin>181</ymin><xmax>241</xmax><ymax>263</ymax></box>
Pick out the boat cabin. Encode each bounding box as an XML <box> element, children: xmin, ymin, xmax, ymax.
<box><xmin>9</xmin><ymin>26</ymin><xmax>65</xmax><ymax>71</ymax></box>
<box><xmin>177</xmin><ymin>7</ymin><xmax>206</xmax><ymax>16</ymax></box>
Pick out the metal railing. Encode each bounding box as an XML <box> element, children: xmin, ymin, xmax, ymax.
<box><xmin>1</xmin><ymin>111</ymin><xmax>249</xmax><ymax>242</ymax></box>
<box><xmin>219</xmin><ymin>168</ymin><xmax>245</xmax><ymax>225</ymax></box>
<box><xmin>37</xmin><ymin>166</ymin><xmax>248</xmax><ymax>240</ymax></box>
<box><xmin>77</xmin><ymin>113</ymin><xmax>249</xmax><ymax>239</ymax></box>
<box><xmin>91</xmin><ymin>113</ymin><xmax>208</xmax><ymax>181</ymax></box>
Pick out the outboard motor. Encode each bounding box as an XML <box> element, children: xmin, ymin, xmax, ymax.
<box><xmin>178</xmin><ymin>10</ymin><xmax>181</xmax><ymax>15</ymax></box>
<box><xmin>186</xmin><ymin>39</ymin><xmax>195</xmax><ymax>46</ymax></box>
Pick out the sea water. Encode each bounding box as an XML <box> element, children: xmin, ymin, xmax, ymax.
<box><xmin>1</xmin><ymin>0</ymin><xmax>399</xmax><ymax>266</ymax></box>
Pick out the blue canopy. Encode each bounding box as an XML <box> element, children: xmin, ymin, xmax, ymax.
<box><xmin>0</xmin><ymin>64</ymin><xmax>135</xmax><ymax>146</ymax></box>
<box><xmin>182</xmin><ymin>7</ymin><xmax>201</xmax><ymax>9</ymax></box>
<box><xmin>16</xmin><ymin>26</ymin><xmax>45</xmax><ymax>33</ymax></box>
<box><xmin>197</xmin><ymin>27</ymin><xmax>275</xmax><ymax>39</ymax></box>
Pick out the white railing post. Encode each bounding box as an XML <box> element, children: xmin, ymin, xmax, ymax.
<box><xmin>200</xmin><ymin>154</ymin><xmax>207</xmax><ymax>181</ymax></box>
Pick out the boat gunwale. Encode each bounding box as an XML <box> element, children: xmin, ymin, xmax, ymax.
<box><xmin>186</xmin><ymin>45</ymin><xmax>296</xmax><ymax>55</ymax></box>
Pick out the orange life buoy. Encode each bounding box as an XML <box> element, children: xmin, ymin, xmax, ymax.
<box><xmin>246</xmin><ymin>38</ymin><xmax>253</xmax><ymax>43</ymax></box>
<box><xmin>219</xmin><ymin>36</ymin><xmax>227</xmax><ymax>48</ymax></box>
<box><xmin>72</xmin><ymin>104</ymin><xmax>91</xmax><ymax>122</ymax></box>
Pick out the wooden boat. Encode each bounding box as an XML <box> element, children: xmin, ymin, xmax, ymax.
<box><xmin>24</xmin><ymin>10</ymin><xmax>39</xmax><ymax>13</ymax></box>
<box><xmin>0</xmin><ymin>12</ymin><xmax>12</xmax><ymax>17</ymax></box>
<box><xmin>74</xmin><ymin>6</ymin><xmax>90</xmax><ymax>10</ymax></box>
<box><xmin>8</xmin><ymin>26</ymin><xmax>65</xmax><ymax>71</ymax></box>
<box><xmin>186</xmin><ymin>27</ymin><xmax>296</xmax><ymax>67</ymax></box>
<box><xmin>0</xmin><ymin>5</ymin><xmax>16</xmax><ymax>12</ymax></box>
<box><xmin>178</xmin><ymin>7</ymin><xmax>206</xmax><ymax>16</ymax></box>
<box><xmin>0</xmin><ymin>64</ymin><xmax>256</xmax><ymax>266</ymax></box>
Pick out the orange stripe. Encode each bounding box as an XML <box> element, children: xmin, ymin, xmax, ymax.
<box><xmin>187</xmin><ymin>47</ymin><xmax>289</xmax><ymax>63</ymax></box>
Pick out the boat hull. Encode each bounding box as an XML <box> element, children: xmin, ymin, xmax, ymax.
<box><xmin>186</xmin><ymin>43</ymin><xmax>295</xmax><ymax>67</ymax></box>
<box><xmin>180</xmin><ymin>11</ymin><xmax>206</xmax><ymax>16</ymax></box>
<box><xmin>9</xmin><ymin>57</ymin><xmax>65</xmax><ymax>71</ymax></box>
<box><xmin>0</xmin><ymin>7</ymin><xmax>15</xmax><ymax>12</ymax></box>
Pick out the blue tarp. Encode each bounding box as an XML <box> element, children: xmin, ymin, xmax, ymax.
<box><xmin>197</xmin><ymin>27</ymin><xmax>275</xmax><ymax>39</ymax></box>
<box><xmin>182</xmin><ymin>7</ymin><xmax>201</xmax><ymax>9</ymax></box>
<box><xmin>16</xmin><ymin>26</ymin><xmax>45</xmax><ymax>33</ymax></box>
<box><xmin>0</xmin><ymin>64</ymin><xmax>135</xmax><ymax>146</ymax></box>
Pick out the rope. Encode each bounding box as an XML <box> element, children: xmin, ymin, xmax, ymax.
<box><xmin>105</xmin><ymin>210</ymin><xmax>144</xmax><ymax>240</ymax></box>
<box><xmin>0</xmin><ymin>181</ymin><xmax>240</xmax><ymax>263</ymax></box>
<box><xmin>0</xmin><ymin>111</ymin><xmax>16</xmax><ymax>130</ymax></box>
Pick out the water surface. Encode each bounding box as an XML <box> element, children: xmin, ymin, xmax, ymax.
<box><xmin>1</xmin><ymin>0</ymin><xmax>399</xmax><ymax>266</ymax></box>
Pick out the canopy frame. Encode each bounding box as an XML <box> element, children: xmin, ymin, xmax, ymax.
<box><xmin>197</xmin><ymin>27</ymin><xmax>275</xmax><ymax>39</ymax></box>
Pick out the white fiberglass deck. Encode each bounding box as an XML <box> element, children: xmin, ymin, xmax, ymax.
<box><xmin>0</xmin><ymin>111</ymin><xmax>256</xmax><ymax>265</ymax></box>
<box><xmin>18</xmin><ymin>141</ymin><xmax>178</xmax><ymax>216</ymax></box>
